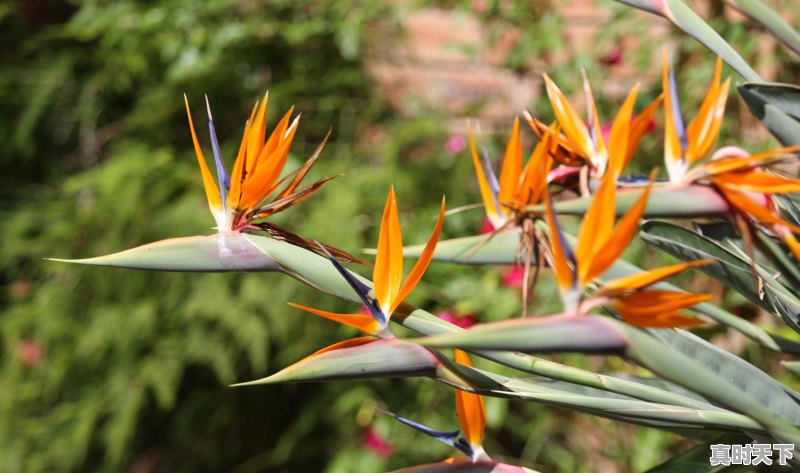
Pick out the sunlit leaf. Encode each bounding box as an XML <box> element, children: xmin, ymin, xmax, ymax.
<box><xmin>49</xmin><ymin>233</ymin><xmax>281</xmax><ymax>272</ymax></box>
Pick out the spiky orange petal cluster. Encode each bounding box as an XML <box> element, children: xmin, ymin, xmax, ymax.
<box><xmin>186</xmin><ymin>93</ymin><xmax>332</xmax><ymax>232</ymax></box>
<box><xmin>291</xmin><ymin>187</ymin><xmax>445</xmax><ymax>335</ymax></box>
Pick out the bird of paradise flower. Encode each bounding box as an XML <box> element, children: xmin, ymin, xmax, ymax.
<box><xmin>543</xmin><ymin>161</ymin><xmax>712</xmax><ymax>327</ymax></box>
<box><xmin>385</xmin><ymin>350</ymin><xmax>538</xmax><ymax>472</ymax></box>
<box><xmin>467</xmin><ymin>119</ymin><xmax>556</xmax><ymax>314</ymax></box>
<box><xmin>184</xmin><ymin>92</ymin><xmax>365</xmax><ymax>263</ymax></box>
<box><xmin>659</xmin><ymin>54</ymin><xmax>800</xmax><ymax>262</ymax></box>
<box><xmin>290</xmin><ymin>186</ymin><xmax>445</xmax><ymax>338</ymax></box>
<box><xmin>527</xmin><ymin>73</ymin><xmax>662</xmax><ymax>185</ymax></box>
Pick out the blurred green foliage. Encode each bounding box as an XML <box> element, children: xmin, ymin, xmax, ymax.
<box><xmin>1</xmin><ymin>0</ymin><xmax>791</xmax><ymax>471</ymax></box>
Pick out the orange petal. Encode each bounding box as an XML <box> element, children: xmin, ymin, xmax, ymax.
<box><xmin>373</xmin><ymin>186</ymin><xmax>404</xmax><ymax>315</ymax></box>
<box><xmin>393</xmin><ymin>197</ymin><xmax>446</xmax><ymax>313</ymax></box>
<box><xmin>703</xmin><ymin>150</ymin><xmax>785</xmax><ymax>176</ymax></box>
<box><xmin>262</xmin><ymin>106</ymin><xmax>295</xmax><ymax>163</ymax></box>
<box><xmin>607</xmin><ymin>84</ymin><xmax>640</xmax><ymax>176</ymax></box>
<box><xmin>468</xmin><ymin>122</ymin><xmax>501</xmax><ymax>224</ymax></box>
<box><xmin>526</xmin><ymin>115</ymin><xmax>587</xmax><ymax>167</ymax></box>
<box><xmin>624</xmin><ymin>94</ymin><xmax>663</xmax><ymax>171</ymax></box>
<box><xmin>240</xmin><ymin>115</ymin><xmax>300</xmax><ymax>211</ymax></box>
<box><xmin>288</xmin><ymin>303</ymin><xmax>380</xmax><ymax>334</ymax></box>
<box><xmin>585</xmin><ymin>175</ymin><xmax>655</xmax><ymax>283</ymax></box>
<box><xmin>245</xmin><ymin>93</ymin><xmax>269</xmax><ymax>176</ymax></box>
<box><xmin>717</xmin><ymin>186</ymin><xmax>800</xmax><ymax>233</ymax></box>
<box><xmin>686</xmin><ymin>58</ymin><xmax>729</xmax><ymax>164</ymax></box>
<box><xmin>600</xmin><ymin>258</ymin><xmax>712</xmax><ymax>295</ymax></box>
<box><xmin>615</xmin><ymin>290</ymin><xmax>709</xmax><ymax>328</ymax></box>
<box><xmin>276</xmin><ymin>129</ymin><xmax>331</xmax><ymax>200</ymax></box>
<box><xmin>517</xmin><ymin>131</ymin><xmax>554</xmax><ymax>205</ymax></box>
<box><xmin>543</xmin><ymin>74</ymin><xmax>593</xmax><ymax>159</ymax></box>
<box><xmin>454</xmin><ymin>350</ymin><xmax>486</xmax><ymax>448</ymax></box>
<box><xmin>713</xmin><ymin>170</ymin><xmax>800</xmax><ymax>194</ymax></box>
<box><xmin>620</xmin><ymin>310</ymin><xmax>705</xmax><ymax>328</ymax></box>
<box><xmin>582</xmin><ymin>72</ymin><xmax>607</xmax><ymax>167</ymax></box>
<box><xmin>226</xmin><ymin>117</ymin><xmax>253</xmax><ymax>213</ymax></box>
<box><xmin>783</xmin><ymin>232</ymin><xmax>800</xmax><ymax>262</ymax></box>
<box><xmin>663</xmin><ymin>53</ymin><xmax>685</xmax><ymax>178</ymax></box>
<box><xmin>576</xmin><ymin>171</ymin><xmax>617</xmax><ymax>284</ymax></box>
<box><xmin>498</xmin><ymin>118</ymin><xmax>523</xmax><ymax>205</ymax></box>
<box><xmin>545</xmin><ymin>190</ymin><xmax>575</xmax><ymax>290</ymax></box>
<box><xmin>184</xmin><ymin>96</ymin><xmax>223</xmax><ymax>211</ymax></box>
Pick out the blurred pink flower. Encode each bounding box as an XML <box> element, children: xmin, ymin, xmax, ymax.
<box><xmin>444</xmin><ymin>135</ymin><xmax>467</xmax><ymax>155</ymax></box>
<box><xmin>437</xmin><ymin>311</ymin><xmax>477</xmax><ymax>329</ymax></box>
<box><xmin>599</xmin><ymin>46</ymin><xmax>623</xmax><ymax>67</ymax></box>
<box><xmin>362</xmin><ymin>425</ymin><xmax>393</xmax><ymax>458</ymax></box>
<box><xmin>502</xmin><ymin>266</ymin><xmax>525</xmax><ymax>288</ymax></box>
<box><xmin>20</xmin><ymin>339</ymin><xmax>43</xmax><ymax>367</ymax></box>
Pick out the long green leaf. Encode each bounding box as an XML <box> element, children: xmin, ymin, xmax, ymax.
<box><xmin>416</xmin><ymin>316</ymin><xmax>800</xmax><ymax>448</ymax></box>
<box><xmin>48</xmin><ymin>233</ymin><xmax>282</xmax><ymax>272</ymax></box>
<box><xmin>400</xmin><ymin>230</ymin><xmax>523</xmax><ymax>265</ymax></box>
<box><xmin>614</xmin><ymin>0</ymin><xmax>761</xmax><ymax>81</ymax></box>
<box><xmin>232</xmin><ymin>338</ymin><xmax>441</xmax><ymax>386</ymax></box>
<box><xmin>725</xmin><ymin>0</ymin><xmax>800</xmax><ymax>57</ymax></box>
<box><xmin>738</xmin><ymin>82</ymin><xmax>800</xmax><ymax>146</ymax></box>
<box><xmin>449</xmin><ymin>364</ymin><xmax>762</xmax><ymax>434</ymax></box>
<box><xmin>524</xmin><ymin>184</ymin><xmax>731</xmax><ymax>218</ymax></box>
<box><xmin>640</xmin><ymin>220</ymin><xmax>800</xmax><ymax>332</ymax></box>
<box><xmin>649</xmin><ymin>329</ymin><xmax>800</xmax><ymax>426</ymax></box>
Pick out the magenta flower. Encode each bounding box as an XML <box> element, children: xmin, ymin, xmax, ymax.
<box><xmin>20</xmin><ymin>338</ymin><xmax>43</xmax><ymax>367</ymax></box>
<box><xmin>362</xmin><ymin>425</ymin><xmax>393</xmax><ymax>458</ymax></box>
<box><xmin>436</xmin><ymin>311</ymin><xmax>477</xmax><ymax>329</ymax></box>
<box><xmin>444</xmin><ymin>135</ymin><xmax>467</xmax><ymax>155</ymax></box>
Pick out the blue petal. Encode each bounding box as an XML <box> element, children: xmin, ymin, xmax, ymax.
<box><xmin>316</xmin><ymin>243</ymin><xmax>386</xmax><ymax>326</ymax></box>
<box><xmin>205</xmin><ymin>96</ymin><xmax>231</xmax><ymax>204</ymax></box>
<box><xmin>479</xmin><ymin>143</ymin><xmax>503</xmax><ymax>220</ymax></box>
<box><xmin>386</xmin><ymin>411</ymin><xmax>473</xmax><ymax>458</ymax></box>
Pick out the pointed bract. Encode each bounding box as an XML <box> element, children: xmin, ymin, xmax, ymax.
<box><xmin>454</xmin><ymin>350</ymin><xmax>486</xmax><ymax>451</ymax></box>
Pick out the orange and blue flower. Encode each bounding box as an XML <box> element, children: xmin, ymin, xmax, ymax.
<box><xmin>290</xmin><ymin>186</ymin><xmax>445</xmax><ymax>337</ymax></box>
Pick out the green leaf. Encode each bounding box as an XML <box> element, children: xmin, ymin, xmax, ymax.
<box><xmin>401</xmin><ymin>230</ymin><xmax>523</xmax><ymax>265</ymax></box>
<box><xmin>232</xmin><ymin>338</ymin><xmax>441</xmax><ymax>385</ymax></box>
<box><xmin>48</xmin><ymin>233</ymin><xmax>282</xmax><ymax>272</ymax></box>
<box><xmin>725</xmin><ymin>0</ymin><xmax>800</xmax><ymax>57</ymax></box>
<box><xmin>244</xmin><ymin>233</ymin><xmax>373</xmax><ymax>303</ymax></box>
<box><xmin>524</xmin><ymin>184</ymin><xmax>731</xmax><ymax>218</ymax></box>
<box><xmin>648</xmin><ymin>329</ymin><xmax>800</xmax><ymax>426</ymax></box>
<box><xmin>416</xmin><ymin>315</ymin><xmax>630</xmax><ymax>355</ymax></box>
<box><xmin>472</xmin><ymin>367</ymin><xmax>756</xmax><ymax>434</ymax></box>
<box><xmin>738</xmin><ymin>82</ymin><xmax>800</xmax><ymax>146</ymax></box>
<box><xmin>399</xmin><ymin>306</ymin><xmax>726</xmax><ymax>411</ymax></box>
<box><xmin>640</xmin><ymin>220</ymin><xmax>800</xmax><ymax>332</ymax></box>
<box><xmin>614</xmin><ymin>0</ymin><xmax>662</xmax><ymax>15</ymax></box>
<box><xmin>614</xmin><ymin>0</ymin><xmax>761</xmax><ymax>81</ymax></box>
<box><xmin>417</xmin><ymin>316</ymin><xmax>800</xmax><ymax>447</ymax></box>
<box><xmin>663</xmin><ymin>0</ymin><xmax>760</xmax><ymax>81</ymax></box>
